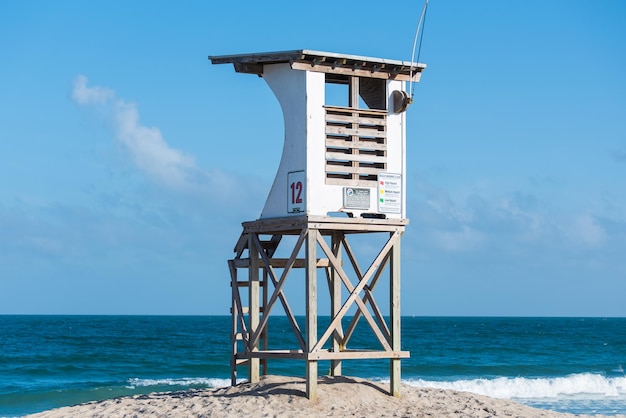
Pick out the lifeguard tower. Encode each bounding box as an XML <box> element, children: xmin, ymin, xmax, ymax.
<box><xmin>209</xmin><ymin>50</ymin><xmax>425</xmax><ymax>399</ymax></box>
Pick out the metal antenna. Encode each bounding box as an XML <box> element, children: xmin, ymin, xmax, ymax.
<box><xmin>409</xmin><ymin>0</ymin><xmax>429</xmax><ymax>99</ymax></box>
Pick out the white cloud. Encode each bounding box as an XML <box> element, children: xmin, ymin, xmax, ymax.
<box><xmin>568</xmin><ymin>213</ymin><xmax>607</xmax><ymax>247</ymax></box>
<box><xmin>112</xmin><ymin>99</ymin><xmax>199</xmax><ymax>190</ymax></box>
<box><xmin>433</xmin><ymin>226</ymin><xmax>485</xmax><ymax>252</ymax></box>
<box><xmin>72</xmin><ymin>75</ymin><xmax>114</xmax><ymax>105</ymax></box>
<box><xmin>71</xmin><ymin>75</ymin><xmax>204</xmax><ymax>192</ymax></box>
<box><xmin>408</xmin><ymin>174</ymin><xmax>619</xmax><ymax>263</ymax></box>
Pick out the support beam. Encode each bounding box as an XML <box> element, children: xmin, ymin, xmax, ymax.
<box><xmin>330</xmin><ymin>232</ymin><xmax>342</xmax><ymax>376</ymax></box>
<box><xmin>389</xmin><ymin>232</ymin><xmax>402</xmax><ymax>397</ymax></box>
<box><xmin>248</xmin><ymin>234</ymin><xmax>260</xmax><ymax>383</ymax></box>
<box><xmin>261</xmin><ymin>268</ymin><xmax>269</xmax><ymax>376</ymax></box>
<box><xmin>229</xmin><ymin>260</ymin><xmax>238</xmax><ymax>386</ymax></box>
<box><xmin>306</xmin><ymin>228</ymin><xmax>318</xmax><ymax>400</ymax></box>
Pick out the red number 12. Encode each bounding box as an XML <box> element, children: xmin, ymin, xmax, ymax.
<box><xmin>290</xmin><ymin>181</ymin><xmax>303</xmax><ymax>204</ymax></box>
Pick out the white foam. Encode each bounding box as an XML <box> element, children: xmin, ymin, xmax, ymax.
<box><xmin>125</xmin><ymin>373</ymin><xmax>626</xmax><ymax>404</ymax></box>
<box><xmin>126</xmin><ymin>377</ymin><xmax>232</xmax><ymax>389</ymax></box>
<box><xmin>400</xmin><ymin>373</ymin><xmax>626</xmax><ymax>400</ymax></box>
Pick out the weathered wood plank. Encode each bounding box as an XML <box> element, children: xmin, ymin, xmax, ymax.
<box><xmin>330</xmin><ymin>232</ymin><xmax>343</xmax><ymax>377</ymax></box>
<box><xmin>306</xmin><ymin>229</ymin><xmax>318</xmax><ymax>401</ymax></box>
<box><xmin>325</xmin><ymin>125</ymin><xmax>386</xmax><ymax>138</ymax></box>
<box><xmin>229</xmin><ymin>259</ymin><xmax>241</xmax><ymax>386</ymax></box>
<box><xmin>325</xmin><ymin>165</ymin><xmax>381</xmax><ymax>176</ymax></box>
<box><xmin>308</xmin><ymin>350</ymin><xmax>410</xmax><ymax>360</ymax></box>
<box><xmin>232</xmin><ymin>258</ymin><xmax>330</xmax><ymax>268</ymax></box>
<box><xmin>291</xmin><ymin>61</ymin><xmax>422</xmax><ymax>82</ymax></box>
<box><xmin>241</xmin><ymin>215</ymin><xmax>408</xmax><ymax>232</ymax></box>
<box><xmin>324</xmin><ymin>177</ymin><xmax>379</xmax><ymax>188</ymax></box>
<box><xmin>233</xmin><ymin>232</ymin><xmax>248</xmax><ymax>256</ymax></box>
<box><xmin>390</xmin><ymin>233</ymin><xmax>402</xmax><ymax>397</ymax></box>
<box><xmin>325</xmin><ymin>114</ymin><xmax>387</xmax><ymax>126</ymax></box>
<box><xmin>324</xmin><ymin>105</ymin><xmax>387</xmax><ymax>117</ymax></box>
<box><xmin>248</xmin><ymin>234</ymin><xmax>260</xmax><ymax>383</ymax></box>
<box><xmin>237</xmin><ymin>349</ymin><xmax>410</xmax><ymax>360</ymax></box>
<box><xmin>238</xmin><ymin>350</ymin><xmax>306</xmax><ymax>360</ymax></box>
<box><xmin>326</xmin><ymin>152</ymin><xmax>386</xmax><ymax>164</ymax></box>
<box><xmin>239</xmin><ymin>217</ymin><xmax>407</xmax><ymax>237</ymax></box>
<box><xmin>325</xmin><ymin>138</ymin><xmax>387</xmax><ymax>151</ymax></box>
<box><xmin>235</xmin><ymin>280</ymin><xmax>265</xmax><ymax>287</ymax></box>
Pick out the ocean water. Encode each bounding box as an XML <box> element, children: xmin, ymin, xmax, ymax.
<box><xmin>1</xmin><ymin>316</ymin><xmax>625</xmax><ymax>417</ymax></box>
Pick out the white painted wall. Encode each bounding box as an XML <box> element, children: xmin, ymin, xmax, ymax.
<box><xmin>260</xmin><ymin>64</ymin><xmax>407</xmax><ymax>220</ymax></box>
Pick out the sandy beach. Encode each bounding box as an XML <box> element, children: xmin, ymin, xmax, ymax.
<box><xmin>25</xmin><ymin>375</ymin><xmax>626</xmax><ymax>418</ymax></box>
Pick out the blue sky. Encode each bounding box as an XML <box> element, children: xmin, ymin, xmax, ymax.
<box><xmin>1</xmin><ymin>1</ymin><xmax>625</xmax><ymax>316</ymax></box>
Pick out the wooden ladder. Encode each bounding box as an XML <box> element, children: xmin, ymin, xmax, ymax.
<box><xmin>228</xmin><ymin>233</ymin><xmax>281</xmax><ymax>385</ymax></box>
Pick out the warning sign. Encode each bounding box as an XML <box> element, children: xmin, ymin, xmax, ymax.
<box><xmin>343</xmin><ymin>187</ymin><xmax>370</xmax><ymax>210</ymax></box>
<box><xmin>377</xmin><ymin>172</ymin><xmax>402</xmax><ymax>214</ymax></box>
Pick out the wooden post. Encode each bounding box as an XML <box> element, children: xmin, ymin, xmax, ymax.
<box><xmin>349</xmin><ymin>77</ymin><xmax>360</xmax><ymax>181</ymax></box>
<box><xmin>330</xmin><ymin>232</ymin><xmax>342</xmax><ymax>376</ymax></box>
<box><xmin>306</xmin><ymin>229</ymin><xmax>318</xmax><ymax>400</ymax></box>
<box><xmin>261</xmin><ymin>268</ymin><xmax>269</xmax><ymax>376</ymax></box>
<box><xmin>229</xmin><ymin>260</ymin><xmax>238</xmax><ymax>386</ymax></box>
<box><xmin>389</xmin><ymin>231</ymin><xmax>401</xmax><ymax>397</ymax></box>
<box><xmin>248</xmin><ymin>233</ymin><xmax>260</xmax><ymax>383</ymax></box>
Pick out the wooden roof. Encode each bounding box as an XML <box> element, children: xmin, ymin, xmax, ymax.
<box><xmin>208</xmin><ymin>49</ymin><xmax>426</xmax><ymax>82</ymax></box>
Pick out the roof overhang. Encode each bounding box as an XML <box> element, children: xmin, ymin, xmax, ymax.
<box><xmin>209</xmin><ymin>49</ymin><xmax>426</xmax><ymax>82</ymax></box>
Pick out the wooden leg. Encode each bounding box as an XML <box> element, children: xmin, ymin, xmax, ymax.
<box><xmin>248</xmin><ymin>234</ymin><xmax>260</xmax><ymax>383</ymax></box>
<box><xmin>229</xmin><ymin>260</ymin><xmax>238</xmax><ymax>386</ymax></box>
<box><xmin>306</xmin><ymin>229</ymin><xmax>318</xmax><ymax>400</ymax></box>
<box><xmin>306</xmin><ymin>360</ymin><xmax>318</xmax><ymax>401</ymax></box>
<box><xmin>330</xmin><ymin>232</ymin><xmax>342</xmax><ymax>376</ymax></box>
<box><xmin>389</xmin><ymin>233</ymin><xmax>401</xmax><ymax>397</ymax></box>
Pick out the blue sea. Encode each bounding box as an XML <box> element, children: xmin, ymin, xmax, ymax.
<box><xmin>1</xmin><ymin>316</ymin><xmax>625</xmax><ymax>417</ymax></box>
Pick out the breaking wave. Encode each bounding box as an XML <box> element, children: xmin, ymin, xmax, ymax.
<box><xmin>403</xmin><ymin>373</ymin><xmax>626</xmax><ymax>400</ymax></box>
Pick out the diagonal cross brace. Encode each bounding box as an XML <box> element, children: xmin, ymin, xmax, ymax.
<box><xmin>339</xmin><ymin>236</ymin><xmax>392</xmax><ymax>344</ymax></box>
<box><xmin>249</xmin><ymin>230</ymin><xmax>307</xmax><ymax>351</ymax></box>
<box><xmin>312</xmin><ymin>231</ymin><xmax>402</xmax><ymax>353</ymax></box>
<box><xmin>342</xmin><ymin>236</ymin><xmax>392</xmax><ymax>345</ymax></box>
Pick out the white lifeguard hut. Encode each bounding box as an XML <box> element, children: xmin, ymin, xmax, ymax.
<box><xmin>209</xmin><ymin>50</ymin><xmax>425</xmax><ymax>400</ymax></box>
